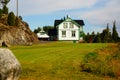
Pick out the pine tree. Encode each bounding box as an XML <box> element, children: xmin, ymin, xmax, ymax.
<box><xmin>106</xmin><ymin>23</ymin><xmax>112</xmax><ymax>42</ymax></box>
<box><xmin>112</xmin><ymin>21</ymin><xmax>119</xmax><ymax>42</ymax></box>
<box><xmin>91</xmin><ymin>31</ymin><xmax>95</xmax><ymax>43</ymax></box>
<box><xmin>1</xmin><ymin>0</ymin><xmax>10</xmax><ymax>7</ymax></box>
<box><xmin>101</xmin><ymin>24</ymin><xmax>111</xmax><ymax>43</ymax></box>
<box><xmin>2</xmin><ymin>5</ymin><xmax>8</xmax><ymax>14</ymax></box>
<box><xmin>85</xmin><ymin>33</ymin><xmax>90</xmax><ymax>43</ymax></box>
<box><xmin>15</xmin><ymin>17</ymin><xmax>19</xmax><ymax>26</ymax></box>
<box><xmin>1</xmin><ymin>0</ymin><xmax>10</xmax><ymax>14</ymax></box>
<box><xmin>0</xmin><ymin>9</ymin><xmax>3</xmax><ymax>18</ymax></box>
<box><xmin>33</xmin><ymin>27</ymin><xmax>41</xmax><ymax>33</ymax></box>
<box><xmin>96</xmin><ymin>32</ymin><xmax>101</xmax><ymax>43</ymax></box>
<box><xmin>7</xmin><ymin>12</ymin><xmax>15</xmax><ymax>26</ymax></box>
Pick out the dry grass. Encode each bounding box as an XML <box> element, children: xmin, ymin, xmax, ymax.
<box><xmin>81</xmin><ymin>43</ymin><xmax>120</xmax><ymax>79</ymax></box>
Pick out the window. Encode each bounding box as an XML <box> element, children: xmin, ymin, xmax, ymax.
<box><xmin>63</xmin><ymin>23</ymin><xmax>68</xmax><ymax>28</ymax></box>
<box><xmin>62</xmin><ymin>31</ymin><xmax>66</xmax><ymax>37</ymax></box>
<box><xmin>69</xmin><ymin>23</ymin><xmax>73</xmax><ymax>28</ymax></box>
<box><xmin>71</xmin><ymin>31</ymin><xmax>76</xmax><ymax>37</ymax></box>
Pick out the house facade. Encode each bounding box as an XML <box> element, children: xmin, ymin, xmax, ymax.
<box><xmin>54</xmin><ymin>16</ymin><xmax>85</xmax><ymax>41</ymax></box>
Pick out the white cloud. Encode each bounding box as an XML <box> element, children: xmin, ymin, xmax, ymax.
<box><xmin>80</xmin><ymin>0</ymin><xmax>120</xmax><ymax>24</ymax></box>
<box><xmin>7</xmin><ymin>0</ymin><xmax>120</xmax><ymax>35</ymax></box>
<box><xmin>75</xmin><ymin>0</ymin><xmax>120</xmax><ymax>34</ymax></box>
<box><xmin>8</xmin><ymin>0</ymin><xmax>97</xmax><ymax>15</ymax></box>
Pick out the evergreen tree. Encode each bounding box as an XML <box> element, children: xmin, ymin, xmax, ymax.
<box><xmin>91</xmin><ymin>31</ymin><xmax>95</xmax><ymax>43</ymax></box>
<box><xmin>96</xmin><ymin>32</ymin><xmax>101</xmax><ymax>43</ymax></box>
<box><xmin>82</xmin><ymin>32</ymin><xmax>86</xmax><ymax>41</ymax></box>
<box><xmin>106</xmin><ymin>23</ymin><xmax>112</xmax><ymax>42</ymax></box>
<box><xmin>15</xmin><ymin>17</ymin><xmax>19</xmax><ymax>26</ymax></box>
<box><xmin>33</xmin><ymin>29</ymin><xmax>38</xmax><ymax>34</ymax></box>
<box><xmin>7</xmin><ymin>12</ymin><xmax>15</xmax><ymax>26</ymax></box>
<box><xmin>3</xmin><ymin>5</ymin><xmax>8</xmax><ymax>14</ymax></box>
<box><xmin>85</xmin><ymin>33</ymin><xmax>90</xmax><ymax>43</ymax></box>
<box><xmin>112</xmin><ymin>21</ymin><xmax>119</xmax><ymax>42</ymax></box>
<box><xmin>0</xmin><ymin>0</ymin><xmax>10</xmax><ymax>14</ymax></box>
<box><xmin>101</xmin><ymin>29</ymin><xmax>107</xmax><ymax>43</ymax></box>
<box><xmin>101</xmin><ymin>24</ymin><xmax>111</xmax><ymax>43</ymax></box>
<box><xmin>19</xmin><ymin>16</ymin><xmax>22</xmax><ymax>20</ymax></box>
<box><xmin>33</xmin><ymin>27</ymin><xmax>41</xmax><ymax>33</ymax></box>
<box><xmin>1</xmin><ymin>0</ymin><xmax>10</xmax><ymax>6</ymax></box>
<box><xmin>0</xmin><ymin>9</ymin><xmax>3</xmax><ymax>18</ymax></box>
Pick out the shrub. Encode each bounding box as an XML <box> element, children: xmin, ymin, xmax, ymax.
<box><xmin>19</xmin><ymin>16</ymin><xmax>22</xmax><ymax>20</ymax></box>
<box><xmin>81</xmin><ymin>52</ymin><xmax>98</xmax><ymax>73</ymax></box>
<box><xmin>7</xmin><ymin>12</ymin><xmax>16</xmax><ymax>26</ymax></box>
<box><xmin>0</xmin><ymin>9</ymin><xmax>3</xmax><ymax>19</ymax></box>
<box><xmin>15</xmin><ymin>17</ymin><xmax>19</xmax><ymax>26</ymax></box>
<box><xmin>81</xmin><ymin>44</ymin><xmax>120</xmax><ymax>78</ymax></box>
<box><xmin>3</xmin><ymin>5</ymin><xmax>8</xmax><ymax>14</ymax></box>
<box><xmin>83</xmin><ymin>52</ymin><xmax>98</xmax><ymax>63</ymax></box>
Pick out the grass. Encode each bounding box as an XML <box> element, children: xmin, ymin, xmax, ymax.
<box><xmin>81</xmin><ymin>43</ymin><xmax>120</xmax><ymax>79</ymax></box>
<box><xmin>9</xmin><ymin>41</ymin><xmax>117</xmax><ymax>80</ymax></box>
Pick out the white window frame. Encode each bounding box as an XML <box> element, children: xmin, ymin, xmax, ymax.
<box><xmin>63</xmin><ymin>23</ymin><xmax>68</xmax><ymax>28</ymax></box>
<box><xmin>69</xmin><ymin>22</ymin><xmax>73</xmax><ymax>28</ymax></box>
<box><xmin>62</xmin><ymin>31</ymin><xmax>66</xmax><ymax>37</ymax></box>
<box><xmin>71</xmin><ymin>31</ymin><xmax>76</xmax><ymax>37</ymax></box>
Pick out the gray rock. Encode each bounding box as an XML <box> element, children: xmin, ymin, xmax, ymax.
<box><xmin>0</xmin><ymin>48</ymin><xmax>22</xmax><ymax>80</ymax></box>
<box><xmin>0</xmin><ymin>40</ymin><xmax>3</xmax><ymax>46</ymax></box>
<box><xmin>0</xmin><ymin>17</ymin><xmax>39</xmax><ymax>45</ymax></box>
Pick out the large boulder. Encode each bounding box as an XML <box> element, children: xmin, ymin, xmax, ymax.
<box><xmin>0</xmin><ymin>48</ymin><xmax>22</xmax><ymax>80</ymax></box>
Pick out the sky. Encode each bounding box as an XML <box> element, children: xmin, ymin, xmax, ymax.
<box><xmin>8</xmin><ymin>0</ymin><xmax>120</xmax><ymax>36</ymax></box>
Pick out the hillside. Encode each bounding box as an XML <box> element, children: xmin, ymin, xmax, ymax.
<box><xmin>0</xmin><ymin>14</ymin><xmax>38</xmax><ymax>46</ymax></box>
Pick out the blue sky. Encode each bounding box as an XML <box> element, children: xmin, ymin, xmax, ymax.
<box><xmin>8</xmin><ymin>0</ymin><xmax>120</xmax><ymax>35</ymax></box>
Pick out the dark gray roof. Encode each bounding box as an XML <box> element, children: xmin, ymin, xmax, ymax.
<box><xmin>54</xmin><ymin>20</ymin><xmax>85</xmax><ymax>27</ymax></box>
<box><xmin>74</xmin><ymin>20</ymin><xmax>85</xmax><ymax>26</ymax></box>
<box><xmin>54</xmin><ymin>20</ymin><xmax>64</xmax><ymax>27</ymax></box>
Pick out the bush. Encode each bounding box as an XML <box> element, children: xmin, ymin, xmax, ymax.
<box><xmin>0</xmin><ymin>9</ymin><xmax>3</xmax><ymax>19</ymax></box>
<box><xmin>83</xmin><ymin>52</ymin><xmax>98</xmax><ymax>63</ymax></box>
<box><xmin>15</xmin><ymin>17</ymin><xmax>19</xmax><ymax>26</ymax></box>
<box><xmin>19</xmin><ymin>16</ymin><xmax>23</xmax><ymax>20</ymax></box>
<box><xmin>81</xmin><ymin>44</ymin><xmax>120</xmax><ymax>78</ymax></box>
<box><xmin>3</xmin><ymin>5</ymin><xmax>8</xmax><ymax>14</ymax></box>
<box><xmin>81</xmin><ymin>52</ymin><xmax>99</xmax><ymax>73</ymax></box>
<box><xmin>7</xmin><ymin>12</ymin><xmax>16</xmax><ymax>26</ymax></box>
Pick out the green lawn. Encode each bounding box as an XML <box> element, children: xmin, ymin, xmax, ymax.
<box><xmin>9</xmin><ymin>41</ymin><xmax>116</xmax><ymax>80</ymax></box>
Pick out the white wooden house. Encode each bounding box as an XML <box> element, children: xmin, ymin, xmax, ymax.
<box><xmin>54</xmin><ymin>16</ymin><xmax>85</xmax><ymax>41</ymax></box>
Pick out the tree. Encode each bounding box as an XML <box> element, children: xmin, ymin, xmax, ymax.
<box><xmin>2</xmin><ymin>5</ymin><xmax>8</xmax><ymax>14</ymax></box>
<box><xmin>90</xmin><ymin>31</ymin><xmax>96</xmax><ymax>43</ymax></box>
<box><xmin>19</xmin><ymin>16</ymin><xmax>22</xmax><ymax>20</ymax></box>
<box><xmin>0</xmin><ymin>9</ymin><xmax>3</xmax><ymax>18</ymax></box>
<box><xmin>0</xmin><ymin>0</ymin><xmax>10</xmax><ymax>14</ymax></box>
<box><xmin>33</xmin><ymin>27</ymin><xmax>41</xmax><ymax>33</ymax></box>
<box><xmin>101</xmin><ymin>24</ymin><xmax>112</xmax><ymax>43</ymax></box>
<box><xmin>1</xmin><ymin>0</ymin><xmax>10</xmax><ymax>6</ymax></box>
<box><xmin>48</xmin><ymin>27</ymin><xmax>57</xmax><ymax>40</ymax></box>
<box><xmin>106</xmin><ymin>23</ymin><xmax>112</xmax><ymax>42</ymax></box>
<box><xmin>82</xmin><ymin>32</ymin><xmax>86</xmax><ymax>41</ymax></box>
<box><xmin>85</xmin><ymin>33</ymin><xmax>90</xmax><ymax>43</ymax></box>
<box><xmin>96</xmin><ymin>32</ymin><xmax>101</xmax><ymax>43</ymax></box>
<box><xmin>7</xmin><ymin>12</ymin><xmax>16</xmax><ymax>26</ymax></box>
<box><xmin>112</xmin><ymin>21</ymin><xmax>119</xmax><ymax>42</ymax></box>
<box><xmin>15</xmin><ymin>17</ymin><xmax>19</xmax><ymax>26</ymax></box>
